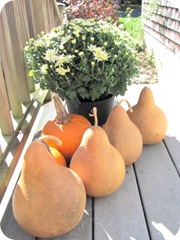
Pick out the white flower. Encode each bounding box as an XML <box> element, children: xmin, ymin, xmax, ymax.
<box><xmin>61</xmin><ymin>35</ymin><xmax>71</xmax><ymax>44</ymax></box>
<box><xmin>40</xmin><ymin>64</ymin><xmax>48</xmax><ymax>74</ymax></box>
<box><xmin>88</xmin><ymin>45</ymin><xmax>109</xmax><ymax>61</ymax></box>
<box><xmin>55</xmin><ymin>54</ymin><xmax>75</xmax><ymax>66</ymax></box>
<box><xmin>44</xmin><ymin>49</ymin><xmax>57</xmax><ymax>62</ymax></box>
<box><xmin>93</xmin><ymin>48</ymin><xmax>109</xmax><ymax>61</ymax></box>
<box><xmin>34</xmin><ymin>39</ymin><xmax>44</xmax><ymax>47</ymax></box>
<box><xmin>88</xmin><ymin>44</ymin><xmax>97</xmax><ymax>52</ymax></box>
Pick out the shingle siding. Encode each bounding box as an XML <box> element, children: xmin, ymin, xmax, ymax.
<box><xmin>143</xmin><ymin>0</ymin><xmax>180</xmax><ymax>55</ymax></box>
<box><xmin>142</xmin><ymin>0</ymin><xmax>180</xmax><ymax>83</ymax></box>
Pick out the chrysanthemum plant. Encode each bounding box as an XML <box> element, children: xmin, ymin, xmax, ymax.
<box><xmin>24</xmin><ymin>18</ymin><xmax>139</xmax><ymax>105</ymax></box>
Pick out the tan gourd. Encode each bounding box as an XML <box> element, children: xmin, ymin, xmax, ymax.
<box><xmin>127</xmin><ymin>86</ymin><xmax>168</xmax><ymax>144</ymax></box>
<box><xmin>103</xmin><ymin>99</ymin><xmax>143</xmax><ymax>165</ymax></box>
<box><xmin>12</xmin><ymin>140</ymin><xmax>86</xmax><ymax>238</ymax></box>
<box><xmin>70</xmin><ymin>107</ymin><xmax>125</xmax><ymax>197</ymax></box>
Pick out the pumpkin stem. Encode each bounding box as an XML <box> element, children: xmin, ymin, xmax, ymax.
<box><xmin>51</xmin><ymin>92</ymin><xmax>70</xmax><ymax>124</ymax></box>
<box><xmin>89</xmin><ymin>107</ymin><xmax>98</xmax><ymax>126</ymax></box>
<box><xmin>38</xmin><ymin>135</ymin><xmax>62</xmax><ymax>146</ymax></box>
<box><xmin>118</xmin><ymin>99</ymin><xmax>133</xmax><ymax>113</ymax></box>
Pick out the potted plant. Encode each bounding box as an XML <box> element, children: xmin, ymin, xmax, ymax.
<box><xmin>24</xmin><ymin>18</ymin><xmax>139</xmax><ymax>124</ymax></box>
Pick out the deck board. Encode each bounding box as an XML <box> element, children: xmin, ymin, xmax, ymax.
<box><xmin>94</xmin><ymin>165</ymin><xmax>150</xmax><ymax>240</ymax></box>
<box><xmin>134</xmin><ymin>142</ymin><xmax>180</xmax><ymax>240</ymax></box>
<box><xmin>164</xmin><ymin>135</ymin><xmax>180</xmax><ymax>175</ymax></box>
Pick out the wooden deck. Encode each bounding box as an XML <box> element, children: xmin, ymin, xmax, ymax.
<box><xmin>0</xmin><ymin>86</ymin><xmax>180</xmax><ymax>240</ymax></box>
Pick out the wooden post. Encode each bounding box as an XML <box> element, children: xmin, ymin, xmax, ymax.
<box><xmin>5</xmin><ymin>0</ymin><xmax>31</xmax><ymax>103</ymax></box>
<box><xmin>16</xmin><ymin>0</ymin><xmax>35</xmax><ymax>93</ymax></box>
<box><xmin>0</xmin><ymin>4</ymin><xmax>23</xmax><ymax>118</ymax></box>
<box><xmin>0</xmin><ymin>61</ymin><xmax>14</xmax><ymax>136</ymax></box>
<box><xmin>0</xmin><ymin>144</ymin><xmax>2</xmax><ymax>159</ymax></box>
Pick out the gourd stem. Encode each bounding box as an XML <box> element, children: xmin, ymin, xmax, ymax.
<box><xmin>89</xmin><ymin>107</ymin><xmax>98</xmax><ymax>126</ymax></box>
<box><xmin>118</xmin><ymin>99</ymin><xmax>133</xmax><ymax>113</ymax></box>
<box><xmin>38</xmin><ymin>135</ymin><xmax>62</xmax><ymax>146</ymax></box>
<box><xmin>51</xmin><ymin>92</ymin><xmax>70</xmax><ymax>124</ymax></box>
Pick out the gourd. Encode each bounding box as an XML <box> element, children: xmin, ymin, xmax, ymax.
<box><xmin>41</xmin><ymin>93</ymin><xmax>91</xmax><ymax>161</ymax></box>
<box><xmin>127</xmin><ymin>86</ymin><xmax>168</xmax><ymax>144</ymax></box>
<box><xmin>103</xmin><ymin>99</ymin><xmax>143</xmax><ymax>165</ymax></box>
<box><xmin>70</xmin><ymin>107</ymin><xmax>125</xmax><ymax>197</ymax></box>
<box><xmin>12</xmin><ymin>140</ymin><xmax>86</xmax><ymax>238</ymax></box>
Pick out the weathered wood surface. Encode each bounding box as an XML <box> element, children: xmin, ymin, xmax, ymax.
<box><xmin>0</xmin><ymin>101</ymin><xmax>180</xmax><ymax>240</ymax></box>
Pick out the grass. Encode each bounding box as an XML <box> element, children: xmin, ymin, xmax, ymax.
<box><xmin>118</xmin><ymin>7</ymin><xmax>144</xmax><ymax>50</ymax></box>
<box><xmin>117</xmin><ymin>6</ymin><xmax>158</xmax><ymax>84</ymax></box>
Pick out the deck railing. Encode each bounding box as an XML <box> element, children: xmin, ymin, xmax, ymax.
<box><xmin>0</xmin><ymin>0</ymin><xmax>64</xmax><ymax>201</ymax></box>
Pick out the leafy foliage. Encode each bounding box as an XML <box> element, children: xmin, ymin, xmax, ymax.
<box><xmin>24</xmin><ymin>18</ymin><xmax>139</xmax><ymax>105</ymax></box>
<box><xmin>65</xmin><ymin>0</ymin><xmax>119</xmax><ymax>22</ymax></box>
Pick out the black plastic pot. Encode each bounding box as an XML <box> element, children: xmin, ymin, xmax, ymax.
<box><xmin>66</xmin><ymin>95</ymin><xmax>114</xmax><ymax>126</ymax></box>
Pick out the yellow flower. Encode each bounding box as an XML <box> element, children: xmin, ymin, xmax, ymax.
<box><xmin>56</xmin><ymin>55</ymin><xmax>66</xmax><ymax>65</ymax></box>
<box><xmin>93</xmin><ymin>48</ymin><xmax>109</xmax><ymax>61</ymax></box>
<box><xmin>56</xmin><ymin>67</ymin><xmax>67</xmax><ymax>76</ymax></box>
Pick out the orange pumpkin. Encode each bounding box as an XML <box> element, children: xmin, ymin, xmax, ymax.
<box><xmin>38</xmin><ymin>135</ymin><xmax>67</xmax><ymax>166</ymax></box>
<box><xmin>41</xmin><ymin>93</ymin><xmax>91</xmax><ymax>160</ymax></box>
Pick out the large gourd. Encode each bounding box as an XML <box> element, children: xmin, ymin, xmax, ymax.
<box><xmin>41</xmin><ymin>93</ymin><xmax>91</xmax><ymax>161</ymax></box>
<box><xmin>103</xmin><ymin>99</ymin><xmax>143</xmax><ymax>165</ymax></box>
<box><xmin>127</xmin><ymin>86</ymin><xmax>168</xmax><ymax>144</ymax></box>
<box><xmin>70</xmin><ymin>108</ymin><xmax>125</xmax><ymax>197</ymax></box>
<box><xmin>12</xmin><ymin>140</ymin><xmax>86</xmax><ymax>238</ymax></box>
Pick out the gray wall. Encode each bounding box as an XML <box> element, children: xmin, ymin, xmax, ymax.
<box><xmin>142</xmin><ymin>0</ymin><xmax>180</xmax><ymax>84</ymax></box>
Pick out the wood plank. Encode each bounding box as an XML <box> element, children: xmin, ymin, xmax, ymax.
<box><xmin>0</xmin><ymin>145</ymin><xmax>2</xmax><ymax>158</ymax></box>
<box><xmin>15</xmin><ymin>0</ymin><xmax>34</xmax><ymax>96</ymax></box>
<box><xmin>0</xmin><ymin>3</ymin><xmax>23</xmax><ymax>118</ymax></box>
<box><xmin>5</xmin><ymin>0</ymin><xmax>30</xmax><ymax>103</ymax></box>
<box><xmin>164</xmin><ymin>135</ymin><xmax>180</xmax><ymax>175</ymax></box>
<box><xmin>33</xmin><ymin>100</ymin><xmax>56</xmax><ymax>138</ymax></box>
<box><xmin>134</xmin><ymin>142</ymin><xmax>180</xmax><ymax>240</ymax></box>
<box><xmin>24</xmin><ymin>0</ymin><xmax>36</xmax><ymax>38</ymax></box>
<box><xmin>0</xmin><ymin>61</ymin><xmax>14</xmax><ymax>136</ymax></box>
<box><xmin>94</xmin><ymin>165</ymin><xmax>150</xmax><ymax>240</ymax></box>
